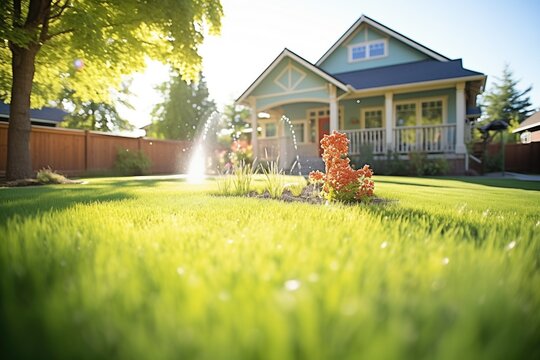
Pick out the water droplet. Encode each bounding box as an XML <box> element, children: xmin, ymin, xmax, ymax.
<box><xmin>284</xmin><ymin>279</ymin><xmax>301</xmax><ymax>292</ymax></box>
<box><xmin>442</xmin><ymin>257</ymin><xmax>450</xmax><ymax>265</ymax></box>
<box><xmin>218</xmin><ymin>291</ymin><xmax>230</xmax><ymax>301</ymax></box>
<box><xmin>176</xmin><ymin>267</ymin><xmax>185</xmax><ymax>276</ymax></box>
<box><xmin>506</xmin><ymin>241</ymin><xmax>516</xmax><ymax>250</ymax></box>
<box><xmin>380</xmin><ymin>241</ymin><xmax>389</xmax><ymax>249</ymax></box>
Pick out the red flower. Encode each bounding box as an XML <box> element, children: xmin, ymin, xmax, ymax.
<box><xmin>312</xmin><ymin>131</ymin><xmax>375</xmax><ymax>202</ymax></box>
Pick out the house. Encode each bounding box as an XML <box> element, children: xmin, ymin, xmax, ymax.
<box><xmin>236</xmin><ymin>15</ymin><xmax>486</xmax><ymax>174</ymax></box>
<box><xmin>512</xmin><ymin>111</ymin><xmax>540</xmax><ymax>143</ymax></box>
<box><xmin>0</xmin><ymin>102</ymin><xmax>67</xmax><ymax>127</ymax></box>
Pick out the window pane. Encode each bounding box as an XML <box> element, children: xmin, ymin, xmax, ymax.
<box><xmin>293</xmin><ymin>123</ymin><xmax>305</xmax><ymax>143</ymax></box>
<box><xmin>310</xmin><ymin>119</ymin><xmax>316</xmax><ymax>143</ymax></box>
<box><xmin>421</xmin><ymin>100</ymin><xmax>443</xmax><ymax>125</ymax></box>
<box><xmin>396</xmin><ymin>103</ymin><xmax>416</xmax><ymax>127</ymax></box>
<box><xmin>369</xmin><ymin>42</ymin><xmax>385</xmax><ymax>57</ymax></box>
<box><xmin>265</xmin><ymin>123</ymin><xmax>276</xmax><ymax>137</ymax></box>
<box><xmin>364</xmin><ymin>110</ymin><xmax>383</xmax><ymax>128</ymax></box>
<box><xmin>351</xmin><ymin>45</ymin><xmax>366</xmax><ymax>60</ymax></box>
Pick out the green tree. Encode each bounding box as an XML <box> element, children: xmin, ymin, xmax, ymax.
<box><xmin>482</xmin><ymin>64</ymin><xmax>534</xmax><ymax>125</ymax></box>
<box><xmin>59</xmin><ymin>80</ymin><xmax>134</xmax><ymax>132</ymax></box>
<box><xmin>222</xmin><ymin>103</ymin><xmax>251</xmax><ymax>141</ymax></box>
<box><xmin>0</xmin><ymin>0</ymin><xmax>222</xmax><ymax>180</ymax></box>
<box><xmin>146</xmin><ymin>73</ymin><xmax>216</xmax><ymax>140</ymax></box>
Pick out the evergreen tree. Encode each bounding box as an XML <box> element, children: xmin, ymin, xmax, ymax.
<box><xmin>146</xmin><ymin>74</ymin><xmax>216</xmax><ymax>140</ymax></box>
<box><xmin>482</xmin><ymin>64</ymin><xmax>534</xmax><ymax>124</ymax></box>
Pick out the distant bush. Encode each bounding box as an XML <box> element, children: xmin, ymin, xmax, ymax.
<box><xmin>409</xmin><ymin>151</ymin><xmax>449</xmax><ymax>176</ymax></box>
<box><xmin>115</xmin><ymin>149</ymin><xmax>151</xmax><ymax>176</ymax></box>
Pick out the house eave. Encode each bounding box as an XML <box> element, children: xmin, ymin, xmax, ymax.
<box><xmin>316</xmin><ymin>15</ymin><xmax>450</xmax><ymax>66</ymax></box>
<box><xmin>346</xmin><ymin>75</ymin><xmax>487</xmax><ymax>96</ymax></box>
<box><xmin>236</xmin><ymin>48</ymin><xmax>349</xmax><ymax>106</ymax></box>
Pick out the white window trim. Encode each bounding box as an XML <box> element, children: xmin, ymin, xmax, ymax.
<box><xmin>394</xmin><ymin>96</ymin><xmax>448</xmax><ymax>127</ymax></box>
<box><xmin>260</xmin><ymin>120</ymin><xmax>278</xmax><ymax>139</ymax></box>
<box><xmin>347</xmin><ymin>39</ymin><xmax>388</xmax><ymax>63</ymax></box>
<box><xmin>360</xmin><ymin>106</ymin><xmax>385</xmax><ymax>129</ymax></box>
<box><xmin>290</xmin><ymin>119</ymin><xmax>308</xmax><ymax>144</ymax></box>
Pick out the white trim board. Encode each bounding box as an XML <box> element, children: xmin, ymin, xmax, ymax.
<box><xmin>237</xmin><ymin>48</ymin><xmax>349</xmax><ymax>105</ymax></box>
<box><xmin>316</xmin><ymin>15</ymin><xmax>449</xmax><ymax>66</ymax></box>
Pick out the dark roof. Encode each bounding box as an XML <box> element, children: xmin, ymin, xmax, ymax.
<box><xmin>332</xmin><ymin>59</ymin><xmax>485</xmax><ymax>90</ymax></box>
<box><xmin>0</xmin><ymin>102</ymin><xmax>67</xmax><ymax>123</ymax></box>
<box><xmin>466</xmin><ymin>106</ymin><xmax>482</xmax><ymax>117</ymax></box>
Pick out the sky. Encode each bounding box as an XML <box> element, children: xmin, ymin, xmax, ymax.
<box><xmin>121</xmin><ymin>0</ymin><xmax>540</xmax><ymax>130</ymax></box>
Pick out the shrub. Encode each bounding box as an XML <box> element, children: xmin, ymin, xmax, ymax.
<box><xmin>409</xmin><ymin>151</ymin><xmax>449</xmax><ymax>176</ymax></box>
<box><xmin>308</xmin><ymin>131</ymin><xmax>374</xmax><ymax>203</ymax></box>
<box><xmin>115</xmin><ymin>149</ymin><xmax>151</xmax><ymax>176</ymax></box>
<box><xmin>36</xmin><ymin>167</ymin><xmax>71</xmax><ymax>184</ymax></box>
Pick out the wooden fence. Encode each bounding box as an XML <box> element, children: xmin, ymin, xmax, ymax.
<box><xmin>0</xmin><ymin>123</ymin><xmax>192</xmax><ymax>176</ymax></box>
<box><xmin>471</xmin><ymin>142</ymin><xmax>540</xmax><ymax>174</ymax></box>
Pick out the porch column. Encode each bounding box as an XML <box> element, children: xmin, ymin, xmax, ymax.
<box><xmin>329</xmin><ymin>84</ymin><xmax>338</xmax><ymax>132</ymax></box>
<box><xmin>455</xmin><ymin>82</ymin><xmax>466</xmax><ymax>154</ymax></box>
<box><xmin>249</xmin><ymin>97</ymin><xmax>259</xmax><ymax>160</ymax></box>
<box><xmin>385</xmin><ymin>92</ymin><xmax>394</xmax><ymax>152</ymax></box>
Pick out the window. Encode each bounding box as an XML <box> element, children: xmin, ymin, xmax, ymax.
<box><xmin>421</xmin><ymin>100</ymin><xmax>443</xmax><ymax>125</ymax></box>
<box><xmin>348</xmin><ymin>40</ymin><xmax>387</xmax><ymax>62</ymax></box>
<box><xmin>264</xmin><ymin>123</ymin><xmax>276</xmax><ymax>138</ymax></box>
<box><xmin>351</xmin><ymin>45</ymin><xmax>367</xmax><ymax>61</ymax></box>
<box><xmin>395</xmin><ymin>103</ymin><xmax>417</xmax><ymax>127</ymax></box>
<box><xmin>309</xmin><ymin>119</ymin><xmax>316</xmax><ymax>143</ymax></box>
<box><xmin>369</xmin><ymin>42</ymin><xmax>385</xmax><ymax>57</ymax></box>
<box><xmin>293</xmin><ymin>123</ymin><xmax>305</xmax><ymax>143</ymax></box>
<box><xmin>362</xmin><ymin>109</ymin><xmax>383</xmax><ymax>128</ymax></box>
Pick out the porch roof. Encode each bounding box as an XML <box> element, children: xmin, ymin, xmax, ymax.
<box><xmin>333</xmin><ymin>59</ymin><xmax>486</xmax><ymax>91</ymax></box>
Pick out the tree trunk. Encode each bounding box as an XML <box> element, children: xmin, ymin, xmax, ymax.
<box><xmin>6</xmin><ymin>44</ymin><xmax>39</xmax><ymax>180</ymax></box>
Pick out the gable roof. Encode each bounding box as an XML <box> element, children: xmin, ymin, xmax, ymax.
<box><xmin>333</xmin><ymin>59</ymin><xmax>485</xmax><ymax>91</ymax></box>
<box><xmin>0</xmin><ymin>102</ymin><xmax>67</xmax><ymax>124</ymax></box>
<box><xmin>316</xmin><ymin>15</ymin><xmax>450</xmax><ymax>66</ymax></box>
<box><xmin>513</xmin><ymin>111</ymin><xmax>540</xmax><ymax>133</ymax></box>
<box><xmin>236</xmin><ymin>48</ymin><xmax>349</xmax><ymax>105</ymax></box>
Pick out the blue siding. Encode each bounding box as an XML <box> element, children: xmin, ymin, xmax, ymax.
<box><xmin>319</xmin><ymin>25</ymin><xmax>429</xmax><ymax>74</ymax></box>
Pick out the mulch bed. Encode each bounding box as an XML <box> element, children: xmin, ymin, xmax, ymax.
<box><xmin>0</xmin><ymin>178</ymin><xmax>83</xmax><ymax>188</ymax></box>
<box><xmin>246</xmin><ymin>184</ymin><xmax>394</xmax><ymax>206</ymax></box>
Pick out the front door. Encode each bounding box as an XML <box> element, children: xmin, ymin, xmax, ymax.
<box><xmin>318</xmin><ymin>116</ymin><xmax>330</xmax><ymax>156</ymax></box>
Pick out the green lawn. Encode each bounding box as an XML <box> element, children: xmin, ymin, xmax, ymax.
<box><xmin>1</xmin><ymin>175</ymin><xmax>539</xmax><ymax>359</ymax></box>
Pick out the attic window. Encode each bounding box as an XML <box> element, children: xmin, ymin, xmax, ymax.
<box><xmin>348</xmin><ymin>39</ymin><xmax>387</xmax><ymax>62</ymax></box>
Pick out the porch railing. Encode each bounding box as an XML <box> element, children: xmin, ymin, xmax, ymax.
<box><xmin>343</xmin><ymin>128</ymin><xmax>386</xmax><ymax>155</ymax></box>
<box><xmin>344</xmin><ymin>124</ymin><xmax>457</xmax><ymax>155</ymax></box>
<box><xmin>393</xmin><ymin>124</ymin><xmax>456</xmax><ymax>153</ymax></box>
<box><xmin>258</xmin><ymin>138</ymin><xmax>279</xmax><ymax>160</ymax></box>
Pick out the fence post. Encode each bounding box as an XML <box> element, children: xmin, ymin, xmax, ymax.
<box><xmin>84</xmin><ymin>130</ymin><xmax>89</xmax><ymax>172</ymax></box>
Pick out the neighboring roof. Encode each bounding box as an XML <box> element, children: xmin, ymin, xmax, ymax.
<box><xmin>316</xmin><ymin>15</ymin><xmax>450</xmax><ymax>66</ymax></box>
<box><xmin>236</xmin><ymin>48</ymin><xmax>349</xmax><ymax>104</ymax></box>
<box><xmin>332</xmin><ymin>59</ymin><xmax>485</xmax><ymax>91</ymax></box>
<box><xmin>0</xmin><ymin>102</ymin><xmax>67</xmax><ymax>124</ymax></box>
<box><xmin>513</xmin><ymin>111</ymin><xmax>540</xmax><ymax>133</ymax></box>
<box><xmin>466</xmin><ymin>106</ymin><xmax>482</xmax><ymax>118</ymax></box>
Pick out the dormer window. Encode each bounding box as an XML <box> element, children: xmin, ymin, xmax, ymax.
<box><xmin>348</xmin><ymin>39</ymin><xmax>388</xmax><ymax>62</ymax></box>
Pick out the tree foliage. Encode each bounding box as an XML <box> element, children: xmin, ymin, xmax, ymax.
<box><xmin>0</xmin><ymin>0</ymin><xmax>222</xmax><ymax>179</ymax></box>
<box><xmin>482</xmin><ymin>64</ymin><xmax>534</xmax><ymax>125</ymax></box>
<box><xmin>59</xmin><ymin>80</ymin><xmax>134</xmax><ymax>132</ymax></box>
<box><xmin>0</xmin><ymin>0</ymin><xmax>223</xmax><ymax>106</ymax></box>
<box><xmin>146</xmin><ymin>73</ymin><xmax>216</xmax><ymax>140</ymax></box>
